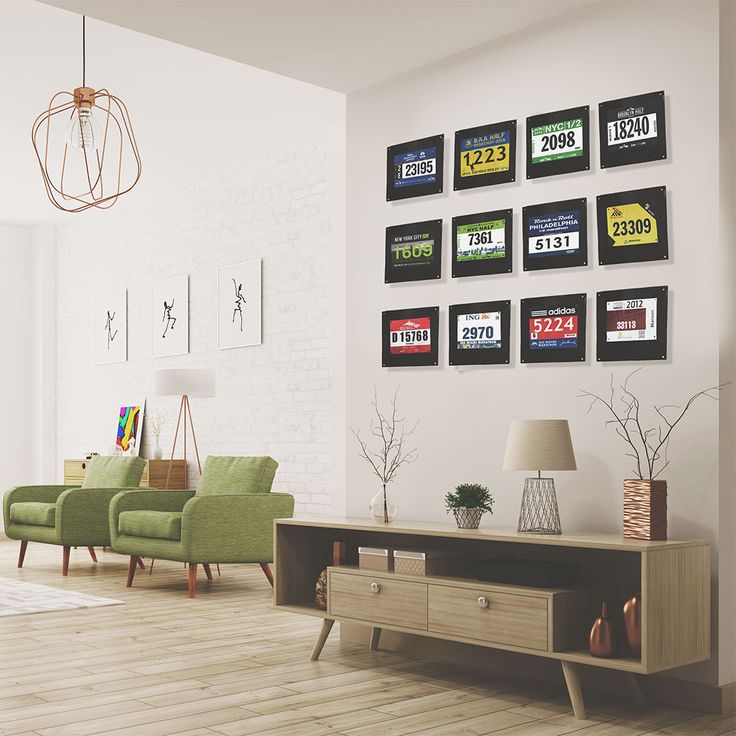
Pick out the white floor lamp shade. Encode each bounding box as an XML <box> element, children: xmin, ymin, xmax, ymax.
<box><xmin>503</xmin><ymin>420</ymin><xmax>576</xmax><ymax>535</ymax></box>
<box><xmin>154</xmin><ymin>369</ymin><xmax>216</xmax><ymax>487</ymax></box>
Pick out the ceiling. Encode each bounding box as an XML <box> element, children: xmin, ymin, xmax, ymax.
<box><xmin>41</xmin><ymin>0</ymin><xmax>597</xmax><ymax>93</ymax></box>
<box><xmin>0</xmin><ymin>0</ymin><xmax>343</xmax><ymax>226</ymax></box>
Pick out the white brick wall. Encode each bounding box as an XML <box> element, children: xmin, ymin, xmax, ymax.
<box><xmin>54</xmin><ymin>136</ymin><xmax>343</xmax><ymax>515</ymax></box>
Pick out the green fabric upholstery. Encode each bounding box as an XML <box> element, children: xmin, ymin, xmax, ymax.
<box><xmin>109</xmin><ymin>457</ymin><xmax>295</xmax><ymax>591</ymax></box>
<box><xmin>196</xmin><ymin>456</ymin><xmax>278</xmax><ymax>496</ymax></box>
<box><xmin>3</xmin><ymin>484</ymin><xmax>151</xmax><ymax>567</ymax></box>
<box><xmin>119</xmin><ymin>510</ymin><xmax>183</xmax><ymax>541</ymax></box>
<box><xmin>9</xmin><ymin>502</ymin><xmax>56</xmax><ymax>527</ymax></box>
<box><xmin>82</xmin><ymin>455</ymin><xmax>146</xmax><ymax>489</ymax></box>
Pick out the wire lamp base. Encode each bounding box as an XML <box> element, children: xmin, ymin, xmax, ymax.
<box><xmin>518</xmin><ymin>476</ymin><xmax>562</xmax><ymax>535</ymax></box>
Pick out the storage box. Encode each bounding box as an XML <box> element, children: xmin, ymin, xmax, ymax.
<box><xmin>393</xmin><ymin>548</ymin><xmax>462</xmax><ymax>577</ymax></box>
<box><xmin>358</xmin><ymin>547</ymin><xmax>393</xmax><ymax>572</ymax></box>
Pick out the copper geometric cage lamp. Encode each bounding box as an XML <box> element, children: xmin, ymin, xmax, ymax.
<box><xmin>31</xmin><ymin>16</ymin><xmax>142</xmax><ymax>213</ymax></box>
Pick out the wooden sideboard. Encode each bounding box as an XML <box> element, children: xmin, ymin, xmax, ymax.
<box><xmin>63</xmin><ymin>458</ymin><xmax>188</xmax><ymax>489</ymax></box>
<box><xmin>273</xmin><ymin>518</ymin><xmax>710</xmax><ymax>719</ymax></box>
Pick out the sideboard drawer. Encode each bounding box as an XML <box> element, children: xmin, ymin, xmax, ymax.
<box><xmin>428</xmin><ymin>584</ymin><xmax>548</xmax><ymax>651</ymax></box>
<box><xmin>329</xmin><ymin>571</ymin><xmax>427</xmax><ymax>630</ymax></box>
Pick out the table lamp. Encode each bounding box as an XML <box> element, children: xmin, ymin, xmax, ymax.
<box><xmin>502</xmin><ymin>419</ymin><xmax>576</xmax><ymax>535</ymax></box>
<box><xmin>154</xmin><ymin>369</ymin><xmax>216</xmax><ymax>488</ymax></box>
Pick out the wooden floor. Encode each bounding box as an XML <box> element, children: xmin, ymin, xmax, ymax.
<box><xmin>0</xmin><ymin>541</ymin><xmax>733</xmax><ymax>736</ymax></box>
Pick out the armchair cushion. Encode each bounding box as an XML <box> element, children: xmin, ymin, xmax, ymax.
<box><xmin>118</xmin><ymin>510</ymin><xmax>183</xmax><ymax>541</ymax></box>
<box><xmin>82</xmin><ymin>455</ymin><xmax>146</xmax><ymax>489</ymax></box>
<box><xmin>10</xmin><ymin>502</ymin><xmax>56</xmax><ymax>527</ymax></box>
<box><xmin>195</xmin><ymin>456</ymin><xmax>278</xmax><ymax>496</ymax></box>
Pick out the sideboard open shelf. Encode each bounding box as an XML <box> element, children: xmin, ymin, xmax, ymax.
<box><xmin>273</xmin><ymin>518</ymin><xmax>710</xmax><ymax>719</ymax></box>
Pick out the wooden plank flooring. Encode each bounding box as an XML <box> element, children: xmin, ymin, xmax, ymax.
<box><xmin>0</xmin><ymin>541</ymin><xmax>733</xmax><ymax>736</ymax></box>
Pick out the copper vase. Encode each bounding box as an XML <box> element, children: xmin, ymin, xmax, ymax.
<box><xmin>623</xmin><ymin>479</ymin><xmax>667</xmax><ymax>540</ymax></box>
<box><xmin>589</xmin><ymin>602</ymin><xmax>616</xmax><ymax>658</ymax></box>
<box><xmin>623</xmin><ymin>594</ymin><xmax>642</xmax><ymax>657</ymax></box>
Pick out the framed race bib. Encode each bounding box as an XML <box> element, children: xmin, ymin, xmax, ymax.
<box><xmin>386</xmin><ymin>135</ymin><xmax>444</xmax><ymax>201</ymax></box>
<box><xmin>453</xmin><ymin>121</ymin><xmax>516</xmax><ymax>190</ymax></box>
<box><xmin>526</xmin><ymin>106</ymin><xmax>590</xmax><ymax>179</ymax></box>
<box><xmin>523</xmin><ymin>198</ymin><xmax>588</xmax><ymax>271</ymax></box>
<box><xmin>597</xmin><ymin>186</ymin><xmax>668</xmax><ymax>265</ymax></box>
<box><xmin>385</xmin><ymin>220</ymin><xmax>442</xmax><ymax>283</ymax></box>
<box><xmin>599</xmin><ymin>91</ymin><xmax>666</xmax><ymax>168</ymax></box>
<box><xmin>382</xmin><ymin>306</ymin><xmax>440</xmax><ymax>367</ymax></box>
<box><xmin>452</xmin><ymin>209</ymin><xmax>513</xmax><ymax>278</ymax></box>
<box><xmin>449</xmin><ymin>301</ymin><xmax>510</xmax><ymax>366</ymax></box>
<box><xmin>596</xmin><ymin>286</ymin><xmax>668</xmax><ymax>362</ymax></box>
<box><xmin>520</xmin><ymin>293</ymin><xmax>586</xmax><ymax>364</ymax></box>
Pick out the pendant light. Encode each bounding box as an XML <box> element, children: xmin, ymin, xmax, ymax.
<box><xmin>31</xmin><ymin>16</ymin><xmax>142</xmax><ymax>213</ymax></box>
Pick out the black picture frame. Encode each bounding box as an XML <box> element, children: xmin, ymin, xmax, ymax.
<box><xmin>526</xmin><ymin>105</ymin><xmax>590</xmax><ymax>179</ymax></box>
<box><xmin>386</xmin><ymin>135</ymin><xmax>444</xmax><ymax>201</ymax></box>
<box><xmin>599</xmin><ymin>91</ymin><xmax>666</xmax><ymax>169</ymax></box>
<box><xmin>520</xmin><ymin>293</ymin><xmax>586</xmax><ymax>364</ymax></box>
<box><xmin>385</xmin><ymin>220</ymin><xmax>443</xmax><ymax>283</ymax></box>
<box><xmin>522</xmin><ymin>198</ymin><xmax>588</xmax><ymax>271</ymax></box>
<box><xmin>453</xmin><ymin>120</ymin><xmax>517</xmax><ymax>190</ymax></box>
<box><xmin>597</xmin><ymin>186</ymin><xmax>668</xmax><ymax>265</ymax></box>
<box><xmin>596</xmin><ymin>286</ymin><xmax>668</xmax><ymax>362</ymax></box>
<box><xmin>452</xmin><ymin>209</ymin><xmax>513</xmax><ymax>278</ymax></box>
<box><xmin>382</xmin><ymin>306</ymin><xmax>440</xmax><ymax>367</ymax></box>
<box><xmin>449</xmin><ymin>300</ymin><xmax>511</xmax><ymax>366</ymax></box>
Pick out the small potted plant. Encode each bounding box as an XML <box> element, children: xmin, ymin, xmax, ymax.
<box><xmin>445</xmin><ymin>484</ymin><xmax>494</xmax><ymax>529</ymax></box>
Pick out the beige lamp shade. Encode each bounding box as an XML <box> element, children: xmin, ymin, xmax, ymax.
<box><xmin>502</xmin><ymin>420</ymin><xmax>576</xmax><ymax>471</ymax></box>
<box><xmin>155</xmin><ymin>369</ymin><xmax>215</xmax><ymax>398</ymax></box>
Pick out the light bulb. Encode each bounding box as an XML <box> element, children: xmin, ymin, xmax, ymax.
<box><xmin>69</xmin><ymin>107</ymin><xmax>99</xmax><ymax>152</ymax></box>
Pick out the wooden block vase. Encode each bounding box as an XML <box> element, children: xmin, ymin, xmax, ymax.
<box><xmin>623</xmin><ymin>479</ymin><xmax>667</xmax><ymax>541</ymax></box>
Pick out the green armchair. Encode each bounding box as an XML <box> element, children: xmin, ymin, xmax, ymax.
<box><xmin>110</xmin><ymin>456</ymin><xmax>294</xmax><ymax>597</ymax></box>
<box><xmin>3</xmin><ymin>455</ymin><xmax>146</xmax><ymax>575</ymax></box>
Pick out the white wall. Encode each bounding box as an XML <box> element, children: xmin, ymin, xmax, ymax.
<box><xmin>346</xmin><ymin>1</ymin><xmax>731</xmax><ymax>687</ymax></box>
<box><xmin>54</xmin><ymin>124</ymin><xmax>346</xmax><ymax>516</ymax></box>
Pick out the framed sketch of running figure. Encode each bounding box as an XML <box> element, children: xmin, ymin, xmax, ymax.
<box><xmin>152</xmin><ymin>276</ymin><xmax>189</xmax><ymax>358</ymax></box>
<box><xmin>95</xmin><ymin>289</ymin><xmax>127</xmax><ymax>365</ymax></box>
<box><xmin>218</xmin><ymin>258</ymin><xmax>262</xmax><ymax>349</ymax></box>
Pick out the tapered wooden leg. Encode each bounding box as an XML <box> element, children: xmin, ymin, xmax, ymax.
<box><xmin>127</xmin><ymin>556</ymin><xmax>138</xmax><ymax>587</ymax></box>
<box><xmin>188</xmin><ymin>563</ymin><xmax>197</xmax><ymax>598</ymax></box>
<box><xmin>87</xmin><ymin>547</ymin><xmax>98</xmax><ymax>562</ymax></box>
<box><xmin>148</xmin><ymin>558</ymin><xmax>155</xmax><ymax>574</ymax></box>
<box><xmin>310</xmin><ymin>618</ymin><xmax>335</xmax><ymax>661</ymax></box>
<box><xmin>627</xmin><ymin>672</ymin><xmax>646</xmax><ymax>704</ymax></box>
<box><xmin>203</xmin><ymin>564</ymin><xmax>213</xmax><ymax>581</ymax></box>
<box><xmin>369</xmin><ymin>627</ymin><xmax>382</xmax><ymax>651</ymax></box>
<box><xmin>259</xmin><ymin>562</ymin><xmax>274</xmax><ymax>587</ymax></box>
<box><xmin>216</xmin><ymin>563</ymin><xmax>221</xmax><ymax>576</ymax></box>
<box><xmin>137</xmin><ymin>557</ymin><xmax>146</xmax><ymax>569</ymax></box>
<box><xmin>62</xmin><ymin>546</ymin><xmax>70</xmax><ymax>576</ymax></box>
<box><xmin>17</xmin><ymin>541</ymin><xmax>28</xmax><ymax>568</ymax></box>
<box><xmin>561</xmin><ymin>661</ymin><xmax>586</xmax><ymax>720</ymax></box>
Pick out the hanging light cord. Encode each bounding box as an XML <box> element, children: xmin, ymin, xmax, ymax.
<box><xmin>82</xmin><ymin>15</ymin><xmax>86</xmax><ymax>87</ymax></box>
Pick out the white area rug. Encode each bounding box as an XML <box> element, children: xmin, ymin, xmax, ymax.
<box><xmin>0</xmin><ymin>578</ymin><xmax>123</xmax><ymax>616</ymax></box>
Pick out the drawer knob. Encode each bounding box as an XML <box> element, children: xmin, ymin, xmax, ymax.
<box><xmin>370</xmin><ymin>582</ymin><xmax>381</xmax><ymax>594</ymax></box>
<box><xmin>81</xmin><ymin>463</ymin><xmax>86</xmax><ymax>470</ymax></box>
<box><xmin>477</xmin><ymin>596</ymin><xmax>489</xmax><ymax>609</ymax></box>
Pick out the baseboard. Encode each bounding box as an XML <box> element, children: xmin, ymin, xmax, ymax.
<box><xmin>341</xmin><ymin>623</ymin><xmax>734</xmax><ymax>715</ymax></box>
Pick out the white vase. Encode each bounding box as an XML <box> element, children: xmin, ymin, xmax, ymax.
<box><xmin>153</xmin><ymin>439</ymin><xmax>163</xmax><ymax>461</ymax></box>
<box><xmin>369</xmin><ymin>484</ymin><xmax>398</xmax><ymax>524</ymax></box>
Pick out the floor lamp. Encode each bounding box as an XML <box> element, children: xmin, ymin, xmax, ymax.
<box><xmin>154</xmin><ymin>369</ymin><xmax>216</xmax><ymax>488</ymax></box>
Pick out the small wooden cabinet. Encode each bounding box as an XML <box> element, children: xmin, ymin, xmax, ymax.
<box><xmin>63</xmin><ymin>459</ymin><xmax>188</xmax><ymax>489</ymax></box>
<box><xmin>274</xmin><ymin>518</ymin><xmax>711</xmax><ymax>720</ymax></box>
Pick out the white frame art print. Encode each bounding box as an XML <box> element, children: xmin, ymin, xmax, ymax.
<box><xmin>95</xmin><ymin>289</ymin><xmax>127</xmax><ymax>365</ymax></box>
<box><xmin>152</xmin><ymin>275</ymin><xmax>189</xmax><ymax>358</ymax></box>
<box><xmin>217</xmin><ymin>259</ymin><xmax>262</xmax><ymax>349</ymax></box>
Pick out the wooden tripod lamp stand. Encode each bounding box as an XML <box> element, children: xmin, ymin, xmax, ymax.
<box><xmin>154</xmin><ymin>369</ymin><xmax>216</xmax><ymax>488</ymax></box>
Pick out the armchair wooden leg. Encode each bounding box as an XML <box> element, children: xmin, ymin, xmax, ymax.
<box><xmin>17</xmin><ymin>541</ymin><xmax>28</xmax><ymax>568</ymax></box>
<box><xmin>148</xmin><ymin>558</ymin><xmax>155</xmax><ymax>574</ymax></box>
<box><xmin>127</xmin><ymin>556</ymin><xmax>139</xmax><ymax>588</ymax></box>
<box><xmin>216</xmin><ymin>563</ymin><xmax>221</xmax><ymax>576</ymax></box>
<box><xmin>188</xmin><ymin>563</ymin><xmax>197</xmax><ymax>598</ymax></box>
<box><xmin>203</xmin><ymin>564</ymin><xmax>213</xmax><ymax>581</ymax></box>
<box><xmin>259</xmin><ymin>562</ymin><xmax>274</xmax><ymax>587</ymax></box>
<box><xmin>87</xmin><ymin>547</ymin><xmax>98</xmax><ymax>562</ymax></box>
<box><xmin>137</xmin><ymin>557</ymin><xmax>146</xmax><ymax>570</ymax></box>
<box><xmin>62</xmin><ymin>546</ymin><xmax>70</xmax><ymax>576</ymax></box>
